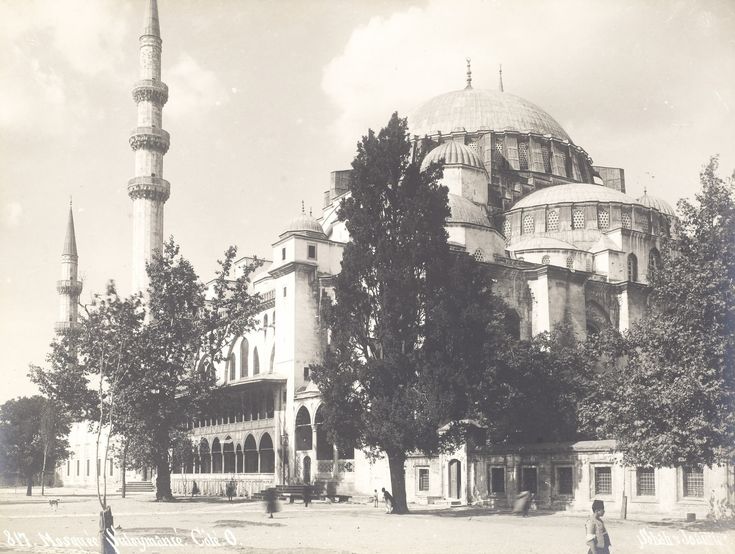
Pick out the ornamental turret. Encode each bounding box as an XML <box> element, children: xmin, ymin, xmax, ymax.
<box><xmin>56</xmin><ymin>203</ymin><xmax>83</xmax><ymax>334</ymax></box>
<box><xmin>129</xmin><ymin>0</ymin><xmax>170</xmax><ymax>293</ymax></box>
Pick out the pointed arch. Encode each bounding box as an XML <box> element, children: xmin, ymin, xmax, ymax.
<box><xmin>235</xmin><ymin>444</ymin><xmax>243</xmax><ymax>473</ymax></box>
<box><xmin>253</xmin><ymin>347</ymin><xmax>260</xmax><ymax>375</ymax></box>
<box><xmin>295</xmin><ymin>406</ymin><xmax>312</xmax><ymax>450</ymax></box>
<box><xmin>269</xmin><ymin>345</ymin><xmax>275</xmax><ymax>373</ymax></box>
<box><xmin>259</xmin><ymin>433</ymin><xmax>275</xmax><ymax>473</ymax></box>
<box><xmin>211</xmin><ymin>438</ymin><xmax>222</xmax><ymax>473</ymax></box>
<box><xmin>240</xmin><ymin>338</ymin><xmax>249</xmax><ymax>377</ymax></box>
<box><xmin>223</xmin><ymin>437</ymin><xmax>235</xmax><ymax>473</ymax></box>
<box><xmin>243</xmin><ymin>434</ymin><xmax>258</xmax><ymax>473</ymax></box>
<box><xmin>628</xmin><ymin>253</ymin><xmax>638</xmax><ymax>282</ymax></box>
<box><xmin>227</xmin><ymin>353</ymin><xmax>236</xmax><ymax>381</ymax></box>
<box><xmin>315</xmin><ymin>405</ymin><xmax>334</xmax><ymax>461</ymax></box>
<box><xmin>199</xmin><ymin>438</ymin><xmax>210</xmax><ymax>474</ymax></box>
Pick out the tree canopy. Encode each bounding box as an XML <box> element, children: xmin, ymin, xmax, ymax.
<box><xmin>582</xmin><ymin>157</ymin><xmax>735</xmax><ymax>467</ymax></box>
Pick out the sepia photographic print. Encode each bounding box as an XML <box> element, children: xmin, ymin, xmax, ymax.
<box><xmin>0</xmin><ymin>1</ymin><xmax>734</xmax><ymax>552</ymax></box>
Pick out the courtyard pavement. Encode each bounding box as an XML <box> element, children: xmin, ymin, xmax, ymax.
<box><xmin>0</xmin><ymin>488</ymin><xmax>733</xmax><ymax>553</ymax></box>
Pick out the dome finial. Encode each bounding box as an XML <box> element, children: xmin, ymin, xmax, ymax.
<box><xmin>498</xmin><ymin>64</ymin><xmax>504</xmax><ymax>93</ymax></box>
<box><xmin>465</xmin><ymin>58</ymin><xmax>472</xmax><ymax>90</ymax></box>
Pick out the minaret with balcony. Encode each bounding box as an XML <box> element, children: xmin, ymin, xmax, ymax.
<box><xmin>129</xmin><ymin>0</ymin><xmax>170</xmax><ymax>292</ymax></box>
<box><xmin>56</xmin><ymin>204</ymin><xmax>83</xmax><ymax>334</ymax></box>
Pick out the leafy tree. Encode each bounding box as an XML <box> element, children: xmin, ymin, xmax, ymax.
<box><xmin>582</xmin><ymin>157</ymin><xmax>735</xmax><ymax>467</ymax></box>
<box><xmin>0</xmin><ymin>396</ymin><xmax>70</xmax><ymax>496</ymax></box>
<box><xmin>311</xmin><ymin>113</ymin><xmax>510</xmax><ymax>513</ymax></box>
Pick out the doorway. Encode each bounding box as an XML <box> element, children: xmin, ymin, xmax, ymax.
<box><xmin>448</xmin><ymin>459</ymin><xmax>462</xmax><ymax>499</ymax></box>
<box><xmin>303</xmin><ymin>456</ymin><xmax>311</xmax><ymax>484</ymax></box>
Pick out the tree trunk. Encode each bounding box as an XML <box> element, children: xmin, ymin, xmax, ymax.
<box><xmin>387</xmin><ymin>452</ymin><xmax>408</xmax><ymax>514</ymax></box>
<box><xmin>155</xmin><ymin>459</ymin><xmax>173</xmax><ymax>501</ymax></box>
<box><xmin>26</xmin><ymin>476</ymin><xmax>33</xmax><ymax>496</ymax></box>
<box><xmin>40</xmin><ymin>447</ymin><xmax>48</xmax><ymax>496</ymax></box>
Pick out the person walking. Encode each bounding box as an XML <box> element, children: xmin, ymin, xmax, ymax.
<box><xmin>373</xmin><ymin>489</ymin><xmax>379</xmax><ymax>508</ymax></box>
<box><xmin>303</xmin><ymin>484</ymin><xmax>312</xmax><ymax>508</ymax></box>
<box><xmin>264</xmin><ymin>487</ymin><xmax>277</xmax><ymax>519</ymax></box>
<box><xmin>585</xmin><ymin>499</ymin><xmax>611</xmax><ymax>554</ymax></box>
<box><xmin>381</xmin><ymin>487</ymin><xmax>394</xmax><ymax>514</ymax></box>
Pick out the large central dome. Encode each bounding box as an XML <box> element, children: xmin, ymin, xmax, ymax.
<box><xmin>409</xmin><ymin>88</ymin><xmax>572</xmax><ymax>142</ymax></box>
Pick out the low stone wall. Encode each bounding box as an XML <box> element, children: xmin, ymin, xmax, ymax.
<box><xmin>171</xmin><ymin>473</ymin><xmax>274</xmax><ymax>498</ymax></box>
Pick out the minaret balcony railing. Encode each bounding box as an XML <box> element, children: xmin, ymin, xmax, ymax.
<box><xmin>128</xmin><ymin>176</ymin><xmax>171</xmax><ymax>202</ymax></box>
<box><xmin>129</xmin><ymin>127</ymin><xmax>170</xmax><ymax>154</ymax></box>
<box><xmin>56</xmin><ymin>279</ymin><xmax>83</xmax><ymax>295</ymax></box>
<box><xmin>132</xmin><ymin>79</ymin><xmax>169</xmax><ymax>106</ymax></box>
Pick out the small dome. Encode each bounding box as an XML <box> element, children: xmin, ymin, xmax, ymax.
<box><xmin>421</xmin><ymin>141</ymin><xmax>485</xmax><ymax>172</ymax></box>
<box><xmin>511</xmin><ymin>183</ymin><xmax>639</xmax><ymax>211</ymax></box>
<box><xmin>409</xmin><ymin>88</ymin><xmax>572</xmax><ymax>142</ymax></box>
<box><xmin>637</xmin><ymin>193</ymin><xmax>675</xmax><ymax>216</ymax></box>
<box><xmin>281</xmin><ymin>213</ymin><xmax>326</xmax><ymax>238</ymax></box>
<box><xmin>447</xmin><ymin>194</ymin><xmax>492</xmax><ymax>227</ymax></box>
<box><xmin>508</xmin><ymin>236</ymin><xmax>579</xmax><ymax>252</ymax></box>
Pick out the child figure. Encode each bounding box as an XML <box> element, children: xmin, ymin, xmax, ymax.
<box><xmin>381</xmin><ymin>487</ymin><xmax>394</xmax><ymax>514</ymax></box>
<box><xmin>373</xmin><ymin>489</ymin><xmax>379</xmax><ymax>508</ymax></box>
<box><xmin>585</xmin><ymin>499</ymin><xmax>611</xmax><ymax>554</ymax></box>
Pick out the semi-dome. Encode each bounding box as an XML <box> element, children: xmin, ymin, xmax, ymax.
<box><xmin>421</xmin><ymin>141</ymin><xmax>485</xmax><ymax>172</ymax></box>
<box><xmin>511</xmin><ymin>183</ymin><xmax>639</xmax><ymax>211</ymax></box>
<box><xmin>447</xmin><ymin>194</ymin><xmax>492</xmax><ymax>227</ymax></box>
<box><xmin>637</xmin><ymin>192</ymin><xmax>675</xmax><ymax>216</ymax></box>
<box><xmin>409</xmin><ymin>88</ymin><xmax>572</xmax><ymax>142</ymax></box>
<box><xmin>281</xmin><ymin>213</ymin><xmax>326</xmax><ymax>238</ymax></box>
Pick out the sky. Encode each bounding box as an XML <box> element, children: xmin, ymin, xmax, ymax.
<box><xmin>0</xmin><ymin>0</ymin><xmax>733</xmax><ymax>403</ymax></box>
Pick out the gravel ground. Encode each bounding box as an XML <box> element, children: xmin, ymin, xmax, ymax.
<box><xmin>1</xmin><ymin>488</ymin><xmax>733</xmax><ymax>554</ymax></box>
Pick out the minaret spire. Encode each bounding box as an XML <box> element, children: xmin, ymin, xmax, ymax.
<box><xmin>498</xmin><ymin>64</ymin><xmax>504</xmax><ymax>92</ymax></box>
<box><xmin>465</xmin><ymin>58</ymin><xmax>472</xmax><ymax>90</ymax></box>
<box><xmin>129</xmin><ymin>0</ymin><xmax>170</xmax><ymax>293</ymax></box>
<box><xmin>56</xmin><ymin>204</ymin><xmax>83</xmax><ymax>334</ymax></box>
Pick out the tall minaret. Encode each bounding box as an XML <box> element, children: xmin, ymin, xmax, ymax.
<box><xmin>128</xmin><ymin>0</ymin><xmax>170</xmax><ymax>293</ymax></box>
<box><xmin>56</xmin><ymin>203</ymin><xmax>83</xmax><ymax>334</ymax></box>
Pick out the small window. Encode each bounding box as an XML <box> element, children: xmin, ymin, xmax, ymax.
<box><xmin>566</xmin><ymin>256</ymin><xmax>574</xmax><ymax>269</ymax></box>
<box><xmin>473</xmin><ymin>248</ymin><xmax>485</xmax><ymax>262</ymax></box>
<box><xmin>490</xmin><ymin>467</ymin><xmax>505</xmax><ymax>494</ymax></box>
<box><xmin>518</xmin><ymin>138</ymin><xmax>529</xmax><ymax>171</ymax></box>
<box><xmin>597</xmin><ymin>208</ymin><xmax>609</xmax><ymax>229</ymax></box>
<box><xmin>307</xmin><ymin>244</ymin><xmax>317</xmax><ymax>260</ymax></box>
<box><xmin>542</xmin><ymin>255</ymin><xmax>550</xmax><ymax>265</ymax></box>
<box><xmin>636</xmin><ymin>467</ymin><xmax>656</xmax><ymax>496</ymax></box>
<box><xmin>96</xmin><ymin>459</ymin><xmax>101</xmax><ymax>476</ymax></box>
<box><xmin>594</xmin><ymin>466</ymin><xmax>612</xmax><ymax>495</ymax></box>
<box><xmin>303</xmin><ymin>367</ymin><xmax>310</xmax><ymax>381</ymax></box>
<box><xmin>86</xmin><ymin>459</ymin><xmax>90</xmax><ymax>477</ymax></box>
<box><xmin>76</xmin><ymin>460</ymin><xmax>80</xmax><ymax>476</ymax></box>
<box><xmin>572</xmin><ymin>208</ymin><xmax>585</xmax><ymax>230</ymax></box>
<box><xmin>281</xmin><ymin>247</ymin><xmax>286</xmax><ymax>261</ymax></box>
<box><xmin>628</xmin><ymin>254</ymin><xmax>638</xmax><ymax>281</ymax></box>
<box><xmin>683</xmin><ymin>467</ymin><xmax>704</xmax><ymax>498</ymax></box>
<box><xmin>67</xmin><ymin>461</ymin><xmax>70</xmax><ymax>476</ymax></box>
<box><xmin>622</xmin><ymin>211</ymin><xmax>632</xmax><ymax>229</ymax></box>
<box><xmin>503</xmin><ymin>219</ymin><xmax>512</xmax><ymax>239</ymax></box>
<box><xmin>418</xmin><ymin>468</ymin><xmax>430</xmax><ymax>492</ymax></box>
<box><xmin>546</xmin><ymin>209</ymin><xmax>559</xmax><ymax>231</ymax></box>
<box><xmin>522</xmin><ymin>214</ymin><xmax>534</xmax><ymax>234</ymax></box>
<box><xmin>109</xmin><ymin>460</ymin><xmax>114</xmax><ymax>477</ymax></box>
<box><xmin>556</xmin><ymin>466</ymin><xmax>574</xmax><ymax>495</ymax></box>
<box><xmin>283</xmin><ymin>287</ymin><xmax>287</xmax><ymax>297</ymax></box>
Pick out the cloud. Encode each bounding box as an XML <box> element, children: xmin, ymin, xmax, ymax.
<box><xmin>3</xmin><ymin>202</ymin><xmax>23</xmax><ymax>228</ymax></box>
<box><xmin>165</xmin><ymin>53</ymin><xmax>231</xmax><ymax>118</ymax></box>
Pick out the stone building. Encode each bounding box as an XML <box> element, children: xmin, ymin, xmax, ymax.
<box><xmin>58</xmin><ymin>0</ymin><xmax>732</xmax><ymax>518</ymax></box>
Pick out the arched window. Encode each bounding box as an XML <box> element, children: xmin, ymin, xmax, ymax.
<box><xmin>263</xmin><ymin>314</ymin><xmax>268</xmax><ymax>336</ymax></box>
<box><xmin>541</xmin><ymin>255</ymin><xmax>550</xmax><ymax>265</ymax></box>
<box><xmin>235</xmin><ymin>444</ymin><xmax>243</xmax><ymax>473</ymax></box>
<box><xmin>546</xmin><ymin>210</ymin><xmax>559</xmax><ymax>231</ymax></box>
<box><xmin>240</xmin><ymin>338</ymin><xmax>249</xmax><ymax>378</ymax></box>
<box><xmin>259</xmin><ymin>433</ymin><xmax>275</xmax><ymax>473</ymax></box>
<box><xmin>572</xmin><ymin>209</ymin><xmax>585</xmax><ymax>230</ymax></box>
<box><xmin>269</xmin><ymin>345</ymin><xmax>275</xmax><ymax>373</ymax></box>
<box><xmin>243</xmin><ymin>435</ymin><xmax>258</xmax><ymax>473</ymax></box>
<box><xmin>648</xmin><ymin>248</ymin><xmax>661</xmax><ymax>276</ymax></box>
<box><xmin>253</xmin><ymin>347</ymin><xmax>260</xmax><ymax>375</ymax></box>
<box><xmin>628</xmin><ymin>254</ymin><xmax>638</xmax><ymax>281</ymax></box>
<box><xmin>227</xmin><ymin>353</ymin><xmax>236</xmax><ymax>381</ymax></box>
<box><xmin>566</xmin><ymin>256</ymin><xmax>574</xmax><ymax>269</ymax></box>
<box><xmin>522</xmin><ymin>214</ymin><xmax>534</xmax><ymax>234</ymax></box>
<box><xmin>199</xmin><ymin>438</ymin><xmax>210</xmax><ymax>474</ymax></box>
<box><xmin>315</xmin><ymin>406</ymin><xmax>334</xmax><ymax>461</ymax></box>
<box><xmin>223</xmin><ymin>438</ymin><xmax>235</xmax><ymax>473</ymax></box>
<box><xmin>295</xmin><ymin>406</ymin><xmax>312</xmax><ymax>450</ymax></box>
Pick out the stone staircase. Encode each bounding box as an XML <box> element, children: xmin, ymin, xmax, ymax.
<box><xmin>117</xmin><ymin>481</ymin><xmax>154</xmax><ymax>493</ymax></box>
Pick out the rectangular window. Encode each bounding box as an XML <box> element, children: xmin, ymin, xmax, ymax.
<box><xmin>303</xmin><ymin>367</ymin><xmax>310</xmax><ymax>381</ymax></box>
<box><xmin>307</xmin><ymin>244</ymin><xmax>317</xmax><ymax>260</ymax></box>
<box><xmin>683</xmin><ymin>467</ymin><xmax>704</xmax><ymax>498</ymax></box>
<box><xmin>521</xmin><ymin>467</ymin><xmax>538</xmax><ymax>494</ymax></box>
<box><xmin>76</xmin><ymin>460</ymin><xmax>80</xmax><ymax>476</ymax></box>
<box><xmin>67</xmin><ymin>461</ymin><xmax>70</xmax><ymax>476</ymax></box>
<box><xmin>281</xmin><ymin>247</ymin><xmax>286</xmax><ymax>261</ymax></box>
<box><xmin>283</xmin><ymin>287</ymin><xmax>287</xmax><ymax>297</ymax></box>
<box><xmin>594</xmin><ymin>466</ymin><xmax>612</xmax><ymax>495</ymax></box>
<box><xmin>86</xmin><ymin>460</ymin><xmax>90</xmax><ymax>477</ymax></box>
<box><xmin>636</xmin><ymin>467</ymin><xmax>656</xmax><ymax>496</ymax></box>
<box><xmin>109</xmin><ymin>459</ymin><xmax>114</xmax><ymax>477</ymax></box>
<box><xmin>556</xmin><ymin>466</ymin><xmax>574</xmax><ymax>495</ymax></box>
<box><xmin>418</xmin><ymin>468</ymin><xmax>430</xmax><ymax>492</ymax></box>
<box><xmin>490</xmin><ymin>467</ymin><xmax>505</xmax><ymax>494</ymax></box>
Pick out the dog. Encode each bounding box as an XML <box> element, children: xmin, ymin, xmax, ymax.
<box><xmin>48</xmin><ymin>498</ymin><xmax>60</xmax><ymax>511</ymax></box>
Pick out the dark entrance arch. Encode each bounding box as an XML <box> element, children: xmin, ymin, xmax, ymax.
<box><xmin>244</xmin><ymin>434</ymin><xmax>258</xmax><ymax>473</ymax></box>
<box><xmin>448</xmin><ymin>459</ymin><xmax>462</xmax><ymax>499</ymax></box>
<box><xmin>295</xmin><ymin>406</ymin><xmax>312</xmax><ymax>450</ymax></box>
<box><xmin>223</xmin><ymin>437</ymin><xmax>235</xmax><ymax>473</ymax></box>
<box><xmin>259</xmin><ymin>433</ymin><xmax>275</xmax><ymax>473</ymax></box>
<box><xmin>314</xmin><ymin>406</ymin><xmax>334</xmax><ymax>461</ymax></box>
<box><xmin>199</xmin><ymin>438</ymin><xmax>210</xmax><ymax>474</ymax></box>
<box><xmin>212</xmin><ymin>438</ymin><xmax>222</xmax><ymax>473</ymax></box>
<box><xmin>303</xmin><ymin>455</ymin><xmax>311</xmax><ymax>484</ymax></box>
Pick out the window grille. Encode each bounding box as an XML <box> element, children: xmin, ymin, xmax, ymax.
<box><xmin>503</xmin><ymin>219</ymin><xmax>512</xmax><ymax>239</ymax></box>
<box><xmin>493</xmin><ymin>137</ymin><xmax>505</xmax><ymax>168</ymax></box>
<box><xmin>636</xmin><ymin>467</ymin><xmax>656</xmax><ymax>496</ymax></box>
<box><xmin>557</xmin><ymin>467</ymin><xmax>573</xmax><ymax>495</ymax></box>
<box><xmin>628</xmin><ymin>254</ymin><xmax>638</xmax><ymax>281</ymax></box>
<box><xmin>473</xmin><ymin>248</ymin><xmax>484</xmax><ymax>262</ymax></box>
<box><xmin>566</xmin><ymin>256</ymin><xmax>574</xmax><ymax>269</ymax></box>
<box><xmin>490</xmin><ymin>467</ymin><xmax>505</xmax><ymax>494</ymax></box>
<box><xmin>594</xmin><ymin>466</ymin><xmax>612</xmax><ymax>495</ymax></box>
<box><xmin>547</xmin><ymin>210</ymin><xmax>559</xmax><ymax>231</ymax></box>
<box><xmin>518</xmin><ymin>139</ymin><xmax>529</xmax><ymax>170</ymax></box>
<box><xmin>523</xmin><ymin>214</ymin><xmax>534</xmax><ymax>234</ymax></box>
<box><xmin>542</xmin><ymin>255</ymin><xmax>550</xmax><ymax>265</ymax></box>
<box><xmin>683</xmin><ymin>467</ymin><xmax>704</xmax><ymax>497</ymax></box>
<box><xmin>541</xmin><ymin>143</ymin><xmax>552</xmax><ymax>173</ymax></box>
<box><xmin>597</xmin><ymin>208</ymin><xmax>609</xmax><ymax>229</ymax></box>
<box><xmin>467</xmin><ymin>140</ymin><xmax>479</xmax><ymax>153</ymax></box>
<box><xmin>572</xmin><ymin>209</ymin><xmax>585</xmax><ymax>230</ymax></box>
<box><xmin>418</xmin><ymin>468</ymin><xmax>430</xmax><ymax>491</ymax></box>
<box><xmin>640</xmin><ymin>216</ymin><xmax>650</xmax><ymax>233</ymax></box>
<box><xmin>622</xmin><ymin>211</ymin><xmax>632</xmax><ymax>229</ymax></box>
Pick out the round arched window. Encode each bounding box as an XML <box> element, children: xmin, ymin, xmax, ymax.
<box><xmin>542</xmin><ymin>255</ymin><xmax>550</xmax><ymax>265</ymax></box>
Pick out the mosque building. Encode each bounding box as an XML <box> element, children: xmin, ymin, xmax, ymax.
<box><xmin>58</xmin><ymin>0</ymin><xmax>732</xmax><ymax>517</ymax></box>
